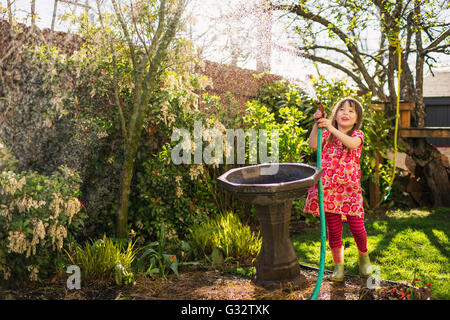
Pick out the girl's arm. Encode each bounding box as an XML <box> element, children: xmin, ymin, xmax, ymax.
<box><xmin>308</xmin><ymin>122</ymin><xmax>319</xmax><ymax>150</ymax></box>
<box><xmin>326</xmin><ymin>126</ymin><xmax>362</xmax><ymax>150</ymax></box>
<box><xmin>317</xmin><ymin>118</ymin><xmax>362</xmax><ymax>150</ymax></box>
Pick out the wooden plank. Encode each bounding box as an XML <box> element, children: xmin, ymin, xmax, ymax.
<box><xmin>399</xmin><ymin>101</ymin><xmax>415</xmax><ymax>110</ymax></box>
<box><xmin>400</xmin><ymin>127</ymin><xmax>450</xmax><ymax>138</ymax></box>
<box><xmin>400</xmin><ymin>110</ymin><xmax>411</xmax><ymax>128</ymax></box>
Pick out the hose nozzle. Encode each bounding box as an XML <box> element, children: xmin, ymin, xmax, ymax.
<box><xmin>317</xmin><ymin>101</ymin><xmax>324</xmax><ymax>117</ymax></box>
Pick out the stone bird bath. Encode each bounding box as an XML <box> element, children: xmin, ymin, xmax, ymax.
<box><xmin>217</xmin><ymin>163</ymin><xmax>322</xmax><ymax>289</ymax></box>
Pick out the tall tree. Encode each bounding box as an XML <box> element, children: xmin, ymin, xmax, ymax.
<box><xmin>94</xmin><ymin>0</ymin><xmax>189</xmax><ymax>238</ymax></box>
<box><xmin>273</xmin><ymin>0</ymin><xmax>450</xmax><ymax>207</ymax></box>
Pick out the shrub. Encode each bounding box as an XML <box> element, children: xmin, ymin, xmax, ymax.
<box><xmin>0</xmin><ymin>166</ymin><xmax>86</xmax><ymax>282</ymax></box>
<box><xmin>0</xmin><ymin>41</ymin><xmax>108</xmax><ymax>176</ymax></box>
<box><xmin>257</xmin><ymin>79</ymin><xmax>317</xmax><ymax>128</ymax></box>
<box><xmin>133</xmin><ymin>149</ymin><xmax>214</xmax><ymax>244</ymax></box>
<box><xmin>243</xmin><ymin>100</ymin><xmax>310</xmax><ymax>163</ymax></box>
<box><xmin>66</xmin><ymin>235</ymin><xmax>136</xmax><ymax>284</ymax></box>
<box><xmin>189</xmin><ymin>212</ymin><xmax>261</xmax><ymax>264</ymax></box>
<box><xmin>252</xmin><ymin>77</ymin><xmax>400</xmax><ymax>210</ymax></box>
<box><xmin>0</xmin><ymin>138</ymin><xmax>18</xmax><ymax>172</ymax></box>
<box><xmin>0</xmin><ymin>29</ymin><xmax>122</xmax><ymax>239</ymax></box>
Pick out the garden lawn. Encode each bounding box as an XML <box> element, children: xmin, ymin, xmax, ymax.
<box><xmin>291</xmin><ymin>207</ymin><xmax>450</xmax><ymax>299</ymax></box>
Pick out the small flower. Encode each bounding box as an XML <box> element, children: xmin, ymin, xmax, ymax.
<box><xmin>169</xmin><ymin>255</ymin><xmax>175</xmax><ymax>263</ymax></box>
<box><xmin>425</xmin><ymin>283</ymin><xmax>433</xmax><ymax>287</ymax></box>
<box><xmin>27</xmin><ymin>265</ymin><xmax>39</xmax><ymax>281</ymax></box>
<box><xmin>176</xmin><ymin>186</ymin><xmax>183</xmax><ymax>197</ymax></box>
<box><xmin>97</xmin><ymin>131</ymin><xmax>108</xmax><ymax>139</ymax></box>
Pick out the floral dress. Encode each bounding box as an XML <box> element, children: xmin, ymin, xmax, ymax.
<box><xmin>303</xmin><ymin>129</ymin><xmax>365</xmax><ymax>220</ymax></box>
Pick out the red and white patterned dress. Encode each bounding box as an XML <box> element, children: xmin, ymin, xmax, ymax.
<box><xmin>303</xmin><ymin>129</ymin><xmax>365</xmax><ymax>221</ymax></box>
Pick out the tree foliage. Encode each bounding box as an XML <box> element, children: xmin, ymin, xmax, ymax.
<box><xmin>81</xmin><ymin>0</ymin><xmax>191</xmax><ymax>238</ymax></box>
<box><xmin>273</xmin><ymin>0</ymin><xmax>450</xmax><ymax>207</ymax></box>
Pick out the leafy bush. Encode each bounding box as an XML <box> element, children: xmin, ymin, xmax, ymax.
<box><xmin>0</xmin><ymin>42</ymin><xmax>108</xmax><ymax>176</ymax></box>
<box><xmin>243</xmin><ymin>101</ymin><xmax>310</xmax><ymax>163</ymax></box>
<box><xmin>0</xmin><ymin>28</ymin><xmax>123</xmax><ymax>239</ymax></box>
<box><xmin>252</xmin><ymin>77</ymin><xmax>400</xmax><ymax>209</ymax></box>
<box><xmin>133</xmin><ymin>150</ymin><xmax>214</xmax><ymax>244</ymax></box>
<box><xmin>189</xmin><ymin>212</ymin><xmax>261</xmax><ymax>264</ymax></box>
<box><xmin>0</xmin><ymin>166</ymin><xmax>86</xmax><ymax>282</ymax></box>
<box><xmin>257</xmin><ymin>79</ymin><xmax>317</xmax><ymax>128</ymax></box>
<box><xmin>66</xmin><ymin>235</ymin><xmax>136</xmax><ymax>285</ymax></box>
<box><xmin>0</xmin><ymin>138</ymin><xmax>18</xmax><ymax>172</ymax></box>
<box><xmin>131</xmin><ymin>78</ymin><xmax>241</xmax><ymax>244</ymax></box>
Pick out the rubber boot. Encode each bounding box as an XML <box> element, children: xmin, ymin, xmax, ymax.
<box><xmin>358</xmin><ymin>251</ymin><xmax>372</xmax><ymax>278</ymax></box>
<box><xmin>330</xmin><ymin>246</ymin><xmax>344</xmax><ymax>282</ymax></box>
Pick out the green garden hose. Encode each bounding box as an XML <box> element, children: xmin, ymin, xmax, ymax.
<box><xmin>310</xmin><ymin>105</ymin><xmax>326</xmax><ymax>300</ymax></box>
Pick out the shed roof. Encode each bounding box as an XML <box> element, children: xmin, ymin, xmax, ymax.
<box><xmin>423</xmin><ymin>72</ymin><xmax>450</xmax><ymax>98</ymax></box>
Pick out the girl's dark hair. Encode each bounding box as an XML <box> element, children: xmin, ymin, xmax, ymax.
<box><xmin>326</xmin><ymin>97</ymin><xmax>364</xmax><ymax>146</ymax></box>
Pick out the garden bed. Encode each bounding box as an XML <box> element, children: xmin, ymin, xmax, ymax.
<box><xmin>0</xmin><ymin>264</ymin><xmax>430</xmax><ymax>300</ymax></box>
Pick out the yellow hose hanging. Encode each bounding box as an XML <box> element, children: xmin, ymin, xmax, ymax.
<box><xmin>377</xmin><ymin>32</ymin><xmax>402</xmax><ymax>206</ymax></box>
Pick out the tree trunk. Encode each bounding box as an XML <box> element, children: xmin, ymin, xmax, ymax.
<box><xmin>114</xmin><ymin>0</ymin><xmax>186</xmax><ymax>238</ymax></box>
<box><xmin>117</xmin><ymin>149</ymin><xmax>136</xmax><ymax>238</ymax></box>
<box><xmin>403</xmin><ymin>138</ymin><xmax>450</xmax><ymax>207</ymax></box>
<box><xmin>393</xmin><ymin>1</ymin><xmax>450</xmax><ymax>208</ymax></box>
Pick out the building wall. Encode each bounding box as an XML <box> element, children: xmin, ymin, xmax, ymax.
<box><xmin>424</xmin><ymin>97</ymin><xmax>450</xmax><ymax>146</ymax></box>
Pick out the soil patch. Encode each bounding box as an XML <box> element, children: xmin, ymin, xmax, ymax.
<box><xmin>0</xmin><ymin>264</ymin><xmax>428</xmax><ymax>300</ymax></box>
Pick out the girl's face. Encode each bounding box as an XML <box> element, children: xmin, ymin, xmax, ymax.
<box><xmin>335</xmin><ymin>101</ymin><xmax>358</xmax><ymax>132</ymax></box>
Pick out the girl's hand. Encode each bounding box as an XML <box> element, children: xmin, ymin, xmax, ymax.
<box><xmin>317</xmin><ymin>117</ymin><xmax>332</xmax><ymax>130</ymax></box>
<box><xmin>313</xmin><ymin>110</ymin><xmax>327</xmax><ymax>122</ymax></box>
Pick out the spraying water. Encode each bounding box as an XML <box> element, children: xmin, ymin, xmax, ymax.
<box><xmin>198</xmin><ymin>1</ymin><xmax>327</xmax><ymax>299</ymax></box>
<box><xmin>287</xmin><ymin>75</ymin><xmax>319</xmax><ymax>102</ymax></box>
<box><xmin>189</xmin><ymin>0</ymin><xmax>315</xmax><ymax>79</ymax></box>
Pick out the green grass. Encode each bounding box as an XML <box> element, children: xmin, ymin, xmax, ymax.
<box><xmin>291</xmin><ymin>207</ymin><xmax>450</xmax><ymax>299</ymax></box>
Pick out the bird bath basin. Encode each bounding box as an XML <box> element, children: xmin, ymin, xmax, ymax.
<box><xmin>217</xmin><ymin>163</ymin><xmax>322</xmax><ymax>290</ymax></box>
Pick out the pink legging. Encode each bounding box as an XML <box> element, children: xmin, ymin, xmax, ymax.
<box><xmin>325</xmin><ymin>212</ymin><xmax>368</xmax><ymax>253</ymax></box>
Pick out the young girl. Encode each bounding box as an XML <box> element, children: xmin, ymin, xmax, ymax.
<box><xmin>303</xmin><ymin>97</ymin><xmax>372</xmax><ymax>282</ymax></box>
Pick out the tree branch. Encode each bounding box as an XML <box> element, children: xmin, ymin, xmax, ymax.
<box><xmin>273</xmin><ymin>2</ymin><xmax>385</xmax><ymax>99</ymax></box>
<box><xmin>130</xmin><ymin>0</ymin><xmax>186</xmax><ymax>145</ymax></box>
<box><xmin>299</xmin><ymin>51</ymin><xmax>370</xmax><ymax>93</ymax></box>
<box><xmin>96</xmin><ymin>0</ymin><xmax>129</xmax><ymax>150</ymax></box>
<box><xmin>423</xmin><ymin>29</ymin><xmax>450</xmax><ymax>55</ymax></box>
<box><xmin>295</xmin><ymin>45</ymin><xmax>354</xmax><ymax>60</ymax></box>
<box><xmin>111</xmin><ymin>0</ymin><xmax>136</xmax><ymax>69</ymax></box>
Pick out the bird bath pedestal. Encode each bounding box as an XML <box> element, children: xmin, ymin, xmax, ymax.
<box><xmin>217</xmin><ymin>163</ymin><xmax>322</xmax><ymax>290</ymax></box>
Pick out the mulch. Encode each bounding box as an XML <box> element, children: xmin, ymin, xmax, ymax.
<box><xmin>0</xmin><ymin>263</ymin><xmax>430</xmax><ymax>300</ymax></box>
